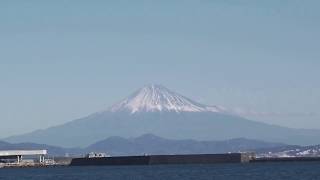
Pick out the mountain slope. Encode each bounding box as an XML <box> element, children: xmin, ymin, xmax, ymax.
<box><xmin>5</xmin><ymin>85</ymin><xmax>320</xmax><ymax>147</ymax></box>
<box><xmin>109</xmin><ymin>85</ymin><xmax>224</xmax><ymax>113</ymax></box>
<box><xmin>0</xmin><ymin>140</ymin><xmax>81</xmax><ymax>156</ymax></box>
<box><xmin>86</xmin><ymin>134</ymin><xmax>285</xmax><ymax>156</ymax></box>
<box><xmin>0</xmin><ymin>134</ymin><xmax>286</xmax><ymax>157</ymax></box>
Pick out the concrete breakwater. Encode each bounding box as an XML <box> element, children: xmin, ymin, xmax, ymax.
<box><xmin>70</xmin><ymin>153</ymin><xmax>255</xmax><ymax>166</ymax></box>
<box><xmin>4</xmin><ymin>153</ymin><xmax>320</xmax><ymax>168</ymax></box>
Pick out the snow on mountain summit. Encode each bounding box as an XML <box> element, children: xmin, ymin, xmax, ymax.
<box><xmin>109</xmin><ymin>84</ymin><xmax>224</xmax><ymax>113</ymax></box>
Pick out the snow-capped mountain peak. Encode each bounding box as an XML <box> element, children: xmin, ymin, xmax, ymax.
<box><xmin>109</xmin><ymin>84</ymin><xmax>224</xmax><ymax>113</ymax></box>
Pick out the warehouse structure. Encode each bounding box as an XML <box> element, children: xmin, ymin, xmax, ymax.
<box><xmin>0</xmin><ymin>150</ymin><xmax>47</xmax><ymax>164</ymax></box>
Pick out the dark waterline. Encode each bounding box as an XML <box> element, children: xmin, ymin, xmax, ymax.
<box><xmin>1</xmin><ymin>162</ymin><xmax>320</xmax><ymax>180</ymax></box>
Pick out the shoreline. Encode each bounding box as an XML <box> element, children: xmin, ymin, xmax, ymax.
<box><xmin>2</xmin><ymin>154</ymin><xmax>320</xmax><ymax>169</ymax></box>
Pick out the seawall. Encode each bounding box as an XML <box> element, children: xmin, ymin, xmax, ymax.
<box><xmin>70</xmin><ymin>153</ymin><xmax>255</xmax><ymax>166</ymax></box>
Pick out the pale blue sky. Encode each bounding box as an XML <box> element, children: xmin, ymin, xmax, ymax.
<box><xmin>0</xmin><ymin>0</ymin><xmax>319</xmax><ymax>138</ymax></box>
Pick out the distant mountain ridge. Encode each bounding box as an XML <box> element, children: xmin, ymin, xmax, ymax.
<box><xmin>85</xmin><ymin>134</ymin><xmax>285</xmax><ymax>156</ymax></box>
<box><xmin>3</xmin><ymin>134</ymin><xmax>320</xmax><ymax>158</ymax></box>
<box><xmin>0</xmin><ymin>140</ymin><xmax>77</xmax><ymax>156</ymax></box>
<box><xmin>4</xmin><ymin>85</ymin><xmax>320</xmax><ymax>147</ymax></box>
<box><xmin>0</xmin><ymin>134</ymin><xmax>285</xmax><ymax>156</ymax></box>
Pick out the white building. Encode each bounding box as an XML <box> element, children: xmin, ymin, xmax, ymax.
<box><xmin>0</xmin><ymin>150</ymin><xmax>47</xmax><ymax>164</ymax></box>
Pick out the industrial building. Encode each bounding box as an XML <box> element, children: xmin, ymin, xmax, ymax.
<box><xmin>0</xmin><ymin>150</ymin><xmax>47</xmax><ymax>166</ymax></box>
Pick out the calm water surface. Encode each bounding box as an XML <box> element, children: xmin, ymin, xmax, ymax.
<box><xmin>1</xmin><ymin>162</ymin><xmax>320</xmax><ymax>180</ymax></box>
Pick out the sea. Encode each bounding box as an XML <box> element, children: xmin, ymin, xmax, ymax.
<box><xmin>1</xmin><ymin>162</ymin><xmax>320</xmax><ymax>180</ymax></box>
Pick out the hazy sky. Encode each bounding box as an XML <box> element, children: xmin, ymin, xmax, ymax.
<box><xmin>0</xmin><ymin>0</ymin><xmax>319</xmax><ymax>138</ymax></box>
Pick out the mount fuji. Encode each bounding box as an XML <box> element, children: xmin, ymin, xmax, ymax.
<box><xmin>109</xmin><ymin>85</ymin><xmax>225</xmax><ymax>113</ymax></box>
<box><xmin>5</xmin><ymin>85</ymin><xmax>320</xmax><ymax>147</ymax></box>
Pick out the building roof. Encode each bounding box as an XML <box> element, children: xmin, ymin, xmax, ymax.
<box><xmin>0</xmin><ymin>150</ymin><xmax>47</xmax><ymax>156</ymax></box>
